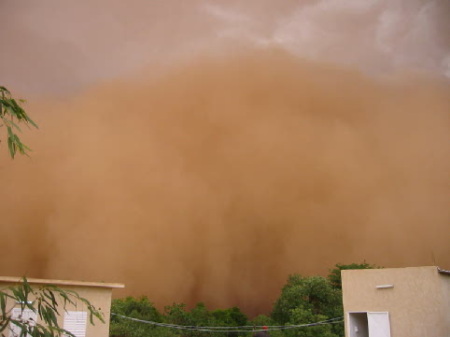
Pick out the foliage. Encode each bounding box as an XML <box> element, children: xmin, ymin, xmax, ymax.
<box><xmin>250</xmin><ymin>315</ymin><xmax>284</xmax><ymax>337</ymax></box>
<box><xmin>271</xmin><ymin>275</ymin><xmax>342</xmax><ymax>325</ymax></box>
<box><xmin>110</xmin><ymin>296</ymin><xmax>174</xmax><ymax>337</ymax></box>
<box><xmin>271</xmin><ymin>275</ymin><xmax>343</xmax><ymax>337</ymax></box>
<box><xmin>164</xmin><ymin>302</ymin><xmax>249</xmax><ymax>337</ymax></box>
<box><xmin>250</xmin><ymin>314</ymin><xmax>271</xmax><ymax>327</ymax></box>
<box><xmin>327</xmin><ymin>262</ymin><xmax>377</xmax><ymax>290</ymax></box>
<box><xmin>164</xmin><ymin>303</ymin><xmax>191</xmax><ymax>327</ymax></box>
<box><xmin>112</xmin><ymin>296</ymin><xmax>162</xmax><ymax>322</ymax></box>
<box><xmin>0</xmin><ymin>86</ymin><xmax>38</xmax><ymax>158</ymax></box>
<box><xmin>209</xmin><ymin>306</ymin><xmax>248</xmax><ymax>337</ymax></box>
<box><xmin>283</xmin><ymin>309</ymin><xmax>336</xmax><ymax>337</ymax></box>
<box><xmin>111</xmin><ymin>299</ymin><xmax>250</xmax><ymax>337</ymax></box>
<box><xmin>211</xmin><ymin>307</ymin><xmax>248</xmax><ymax>327</ymax></box>
<box><xmin>109</xmin><ymin>262</ymin><xmax>377</xmax><ymax>337</ymax></box>
<box><xmin>0</xmin><ymin>277</ymin><xmax>104</xmax><ymax>337</ymax></box>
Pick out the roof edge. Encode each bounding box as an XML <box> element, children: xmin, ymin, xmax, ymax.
<box><xmin>0</xmin><ymin>276</ymin><xmax>125</xmax><ymax>289</ymax></box>
<box><xmin>437</xmin><ymin>267</ymin><xmax>450</xmax><ymax>275</ymax></box>
<box><xmin>341</xmin><ymin>265</ymin><xmax>450</xmax><ymax>275</ymax></box>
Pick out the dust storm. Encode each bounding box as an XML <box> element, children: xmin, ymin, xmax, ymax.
<box><xmin>0</xmin><ymin>49</ymin><xmax>449</xmax><ymax>315</ymax></box>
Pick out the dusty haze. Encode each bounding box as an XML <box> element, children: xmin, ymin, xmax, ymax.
<box><xmin>0</xmin><ymin>0</ymin><xmax>449</xmax><ymax>316</ymax></box>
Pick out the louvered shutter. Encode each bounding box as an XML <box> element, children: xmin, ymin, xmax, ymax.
<box><xmin>9</xmin><ymin>308</ymin><xmax>37</xmax><ymax>337</ymax></box>
<box><xmin>63</xmin><ymin>311</ymin><xmax>87</xmax><ymax>337</ymax></box>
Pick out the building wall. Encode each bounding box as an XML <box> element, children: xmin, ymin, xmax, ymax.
<box><xmin>55</xmin><ymin>285</ymin><xmax>114</xmax><ymax>337</ymax></box>
<box><xmin>0</xmin><ymin>278</ymin><xmax>123</xmax><ymax>337</ymax></box>
<box><xmin>342</xmin><ymin>266</ymin><xmax>450</xmax><ymax>337</ymax></box>
<box><xmin>438</xmin><ymin>271</ymin><xmax>450</xmax><ymax>335</ymax></box>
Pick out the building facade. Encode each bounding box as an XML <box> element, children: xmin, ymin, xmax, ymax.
<box><xmin>0</xmin><ymin>276</ymin><xmax>124</xmax><ymax>337</ymax></box>
<box><xmin>342</xmin><ymin>266</ymin><xmax>450</xmax><ymax>337</ymax></box>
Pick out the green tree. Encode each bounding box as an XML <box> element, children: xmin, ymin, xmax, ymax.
<box><xmin>284</xmin><ymin>308</ymin><xmax>336</xmax><ymax>337</ymax></box>
<box><xmin>209</xmin><ymin>307</ymin><xmax>248</xmax><ymax>337</ymax></box>
<box><xmin>188</xmin><ymin>303</ymin><xmax>217</xmax><ymax>337</ymax></box>
<box><xmin>271</xmin><ymin>275</ymin><xmax>343</xmax><ymax>337</ymax></box>
<box><xmin>111</xmin><ymin>298</ymin><xmax>250</xmax><ymax>337</ymax></box>
<box><xmin>0</xmin><ymin>278</ymin><xmax>104</xmax><ymax>337</ymax></box>
<box><xmin>327</xmin><ymin>262</ymin><xmax>377</xmax><ymax>290</ymax></box>
<box><xmin>164</xmin><ymin>303</ymin><xmax>191</xmax><ymax>327</ymax></box>
<box><xmin>0</xmin><ymin>86</ymin><xmax>38</xmax><ymax>158</ymax></box>
<box><xmin>211</xmin><ymin>307</ymin><xmax>247</xmax><ymax>327</ymax></box>
<box><xmin>250</xmin><ymin>315</ymin><xmax>283</xmax><ymax>337</ymax></box>
<box><xmin>112</xmin><ymin>296</ymin><xmax>162</xmax><ymax>322</ymax></box>
<box><xmin>110</xmin><ymin>296</ymin><xmax>176</xmax><ymax>337</ymax></box>
<box><xmin>271</xmin><ymin>275</ymin><xmax>342</xmax><ymax>324</ymax></box>
<box><xmin>164</xmin><ymin>302</ymin><xmax>228</xmax><ymax>337</ymax></box>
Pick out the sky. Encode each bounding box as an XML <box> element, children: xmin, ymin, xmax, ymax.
<box><xmin>2</xmin><ymin>0</ymin><xmax>449</xmax><ymax>95</ymax></box>
<box><xmin>1</xmin><ymin>0</ymin><xmax>449</xmax><ymax>316</ymax></box>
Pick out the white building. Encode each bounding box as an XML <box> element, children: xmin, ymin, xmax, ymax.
<box><xmin>0</xmin><ymin>276</ymin><xmax>124</xmax><ymax>337</ymax></box>
<box><xmin>341</xmin><ymin>266</ymin><xmax>450</xmax><ymax>337</ymax></box>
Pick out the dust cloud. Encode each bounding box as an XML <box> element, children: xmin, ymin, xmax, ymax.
<box><xmin>1</xmin><ymin>0</ymin><xmax>449</xmax><ymax>316</ymax></box>
<box><xmin>0</xmin><ymin>50</ymin><xmax>449</xmax><ymax>315</ymax></box>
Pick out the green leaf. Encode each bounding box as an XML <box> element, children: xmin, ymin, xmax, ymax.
<box><xmin>26</xmin><ymin>116</ymin><xmax>38</xmax><ymax>129</ymax></box>
<box><xmin>1</xmin><ymin>86</ymin><xmax>38</xmax><ymax>159</ymax></box>
<box><xmin>7</xmin><ymin>119</ymin><xmax>22</xmax><ymax>131</ymax></box>
<box><xmin>0</xmin><ymin>292</ymin><xmax>6</xmax><ymax>315</ymax></box>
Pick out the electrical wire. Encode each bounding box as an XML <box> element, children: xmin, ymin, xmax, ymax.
<box><xmin>111</xmin><ymin>313</ymin><xmax>343</xmax><ymax>333</ymax></box>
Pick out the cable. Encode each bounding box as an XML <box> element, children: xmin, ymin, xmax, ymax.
<box><xmin>111</xmin><ymin>313</ymin><xmax>343</xmax><ymax>332</ymax></box>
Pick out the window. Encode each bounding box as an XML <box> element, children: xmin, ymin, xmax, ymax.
<box><xmin>9</xmin><ymin>308</ymin><xmax>37</xmax><ymax>337</ymax></box>
<box><xmin>63</xmin><ymin>311</ymin><xmax>87</xmax><ymax>337</ymax></box>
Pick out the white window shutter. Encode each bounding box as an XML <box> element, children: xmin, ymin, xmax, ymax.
<box><xmin>9</xmin><ymin>308</ymin><xmax>37</xmax><ymax>337</ymax></box>
<box><xmin>63</xmin><ymin>311</ymin><xmax>87</xmax><ymax>337</ymax></box>
<box><xmin>368</xmin><ymin>312</ymin><xmax>391</xmax><ymax>337</ymax></box>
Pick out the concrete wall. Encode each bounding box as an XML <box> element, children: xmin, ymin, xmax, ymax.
<box><xmin>0</xmin><ymin>277</ymin><xmax>124</xmax><ymax>337</ymax></box>
<box><xmin>438</xmin><ymin>270</ymin><xmax>450</xmax><ymax>336</ymax></box>
<box><xmin>342</xmin><ymin>266</ymin><xmax>450</xmax><ymax>337</ymax></box>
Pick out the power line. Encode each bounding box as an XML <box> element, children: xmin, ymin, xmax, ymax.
<box><xmin>111</xmin><ymin>313</ymin><xmax>343</xmax><ymax>333</ymax></box>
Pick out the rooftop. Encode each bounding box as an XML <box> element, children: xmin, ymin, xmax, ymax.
<box><xmin>437</xmin><ymin>267</ymin><xmax>450</xmax><ymax>276</ymax></box>
<box><xmin>0</xmin><ymin>276</ymin><xmax>125</xmax><ymax>289</ymax></box>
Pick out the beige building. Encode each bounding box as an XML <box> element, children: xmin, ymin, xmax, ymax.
<box><xmin>341</xmin><ymin>266</ymin><xmax>450</xmax><ymax>337</ymax></box>
<box><xmin>0</xmin><ymin>276</ymin><xmax>124</xmax><ymax>337</ymax></box>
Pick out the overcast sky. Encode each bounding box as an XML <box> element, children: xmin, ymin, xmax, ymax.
<box><xmin>2</xmin><ymin>0</ymin><xmax>449</xmax><ymax>95</ymax></box>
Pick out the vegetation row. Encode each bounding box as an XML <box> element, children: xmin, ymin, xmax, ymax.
<box><xmin>110</xmin><ymin>262</ymin><xmax>376</xmax><ymax>337</ymax></box>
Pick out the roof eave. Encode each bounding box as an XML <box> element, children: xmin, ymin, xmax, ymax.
<box><xmin>0</xmin><ymin>276</ymin><xmax>125</xmax><ymax>289</ymax></box>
